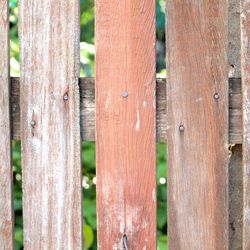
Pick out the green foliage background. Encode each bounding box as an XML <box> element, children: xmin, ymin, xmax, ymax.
<box><xmin>9</xmin><ymin>0</ymin><xmax>167</xmax><ymax>249</ymax></box>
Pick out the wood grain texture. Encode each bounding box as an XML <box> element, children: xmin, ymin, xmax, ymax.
<box><xmin>229</xmin><ymin>144</ymin><xmax>243</xmax><ymax>250</ymax></box>
<box><xmin>166</xmin><ymin>0</ymin><xmax>229</xmax><ymax>249</ymax></box>
<box><xmin>11</xmin><ymin>77</ymin><xmax>242</xmax><ymax>143</ymax></box>
<box><xmin>18</xmin><ymin>0</ymin><xmax>83</xmax><ymax>248</ymax></box>
<box><xmin>241</xmin><ymin>0</ymin><xmax>250</xmax><ymax>248</ymax></box>
<box><xmin>229</xmin><ymin>78</ymin><xmax>242</xmax><ymax>144</ymax></box>
<box><xmin>95</xmin><ymin>0</ymin><xmax>157</xmax><ymax>248</ymax></box>
<box><xmin>229</xmin><ymin>0</ymin><xmax>242</xmax><ymax>78</ymax></box>
<box><xmin>0</xmin><ymin>0</ymin><xmax>14</xmax><ymax>249</ymax></box>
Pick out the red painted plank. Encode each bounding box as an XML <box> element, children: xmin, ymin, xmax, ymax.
<box><xmin>0</xmin><ymin>0</ymin><xmax>14</xmax><ymax>249</ymax></box>
<box><xmin>241</xmin><ymin>0</ymin><xmax>250</xmax><ymax>248</ymax></box>
<box><xmin>95</xmin><ymin>0</ymin><xmax>157</xmax><ymax>248</ymax></box>
<box><xmin>166</xmin><ymin>0</ymin><xmax>229</xmax><ymax>249</ymax></box>
<box><xmin>18</xmin><ymin>0</ymin><xmax>83</xmax><ymax>248</ymax></box>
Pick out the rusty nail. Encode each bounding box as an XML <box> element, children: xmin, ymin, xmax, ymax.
<box><xmin>179</xmin><ymin>125</ymin><xmax>184</xmax><ymax>132</ymax></box>
<box><xmin>213</xmin><ymin>93</ymin><xmax>220</xmax><ymax>100</ymax></box>
<box><xmin>122</xmin><ymin>91</ymin><xmax>129</xmax><ymax>98</ymax></box>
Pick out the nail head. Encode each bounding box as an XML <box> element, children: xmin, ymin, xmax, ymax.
<box><xmin>63</xmin><ymin>93</ymin><xmax>68</xmax><ymax>101</ymax></box>
<box><xmin>123</xmin><ymin>235</ymin><xmax>128</xmax><ymax>250</ymax></box>
<box><xmin>213</xmin><ymin>93</ymin><xmax>220</xmax><ymax>100</ymax></box>
<box><xmin>122</xmin><ymin>91</ymin><xmax>129</xmax><ymax>98</ymax></box>
<box><xmin>179</xmin><ymin>125</ymin><xmax>184</xmax><ymax>132</ymax></box>
<box><xmin>31</xmin><ymin>120</ymin><xmax>36</xmax><ymax>127</ymax></box>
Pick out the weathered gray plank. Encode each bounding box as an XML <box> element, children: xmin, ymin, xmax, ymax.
<box><xmin>18</xmin><ymin>0</ymin><xmax>83</xmax><ymax>248</ymax></box>
<box><xmin>229</xmin><ymin>144</ymin><xmax>243</xmax><ymax>250</ymax></box>
<box><xmin>0</xmin><ymin>0</ymin><xmax>14</xmax><ymax>249</ymax></box>
<box><xmin>11</xmin><ymin>77</ymin><xmax>242</xmax><ymax>143</ymax></box>
<box><xmin>166</xmin><ymin>0</ymin><xmax>229</xmax><ymax>249</ymax></box>
<box><xmin>229</xmin><ymin>78</ymin><xmax>242</xmax><ymax>144</ymax></box>
<box><xmin>229</xmin><ymin>0</ymin><xmax>241</xmax><ymax>78</ymax></box>
<box><xmin>240</xmin><ymin>0</ymin><xmax>250</xmax><ymax>248</ymax></box>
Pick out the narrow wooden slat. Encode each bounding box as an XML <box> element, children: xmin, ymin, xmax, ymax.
<box><xmin>95</xmin><ymin>0</ymin><xmax>157</xmax><ymax>248</ymax></box>
<box><xmin>18</xmin><ymin>0</ymin><xmax>82</xmax><ymax>248</ymax></box>
<box><xmin>0</xmin><ymin>0</ymin><xmax>14</xmax><ymax>248</ymax></box>
<box><xmin>241</xmin><ymin>0</ymin><xmax>250</xmax><ymax>248</ymax></box>
<box><xmin>166</xmin><ymin>1</ymin><xmax>229</xmax><ymax>249</ymax></box>
<box><xmin>11</xmin><ymin>77</ymin><xmax>242</xmax><ymax>143</ymax></box>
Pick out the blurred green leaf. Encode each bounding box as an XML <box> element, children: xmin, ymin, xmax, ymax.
<box><xmin>14</xmin><ymin>199</ymin><xmax>22</xmax><ymax>211</ymax></box>
<box><xmin>14</xmin><ymin>228</ymin><xmax>23</xmax><ymax>250</ymax></box>
<box><xmin>84</xmin><ymin>224</ymin><xmax>94</xmax><ymax>249</ymax></box>
<box><xmin>157</xmin><ymin>202</ymin><xmax>167</xmax><ymax>229</ymax></box>
<box><xmin>157</xmin><ymin>235</ymin><xmax>168</xmax><ymax>250</ymax></box>
<box><xmin>83</xmin><ymin>200</ymin><xmax>96</xmax><ymax>217</ymax></box>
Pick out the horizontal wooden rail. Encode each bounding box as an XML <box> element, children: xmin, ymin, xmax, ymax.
<box><xmin>11</xmin><ymin>77</ymin><xmax>242</xmax><ymax>144</ymax></box>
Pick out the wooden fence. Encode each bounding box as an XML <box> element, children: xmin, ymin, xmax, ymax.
<box><xmin>0</xmin><ymin>0</ymin><xmax>249</xmax><ymax>249</ymax></box>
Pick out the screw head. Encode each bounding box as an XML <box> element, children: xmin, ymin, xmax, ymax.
<box><xmin>31</xmin><ymin>120</ymin><xmax>36</xmax><ymax>127</ymax></box>
<box><xmin>179</xmin><ymin>125</ymin><xmax>184</xmax><ymax>132</ymax></box>
<box><xmin>122</xmin><ymin>91</ymin><xmax>129</xmax><ymax>98</ymax></box>
<box><xmin>213</xmin><ymin>93</ymin><xmax>220</xmax><ymax>100</ymax></box>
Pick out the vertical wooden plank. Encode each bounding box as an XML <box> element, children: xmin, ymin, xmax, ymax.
<box><xmin>0</xmin><ymin>0</ymin><xmax>14</xmax><ymax>249</ymax></box>
<box><xmin>95</xmin><ymin>0</ymin><xmax>157</xmax><ymax>249</ymax></box>
<box><xmin>166</xmin><ymin>1</ymin><xmax>229</xmax><ymax>249</ymax></box>
<box><xmin>18</xmin><ymin>0</ymin><xmax>82</xmax><ymax>248</ymax></box>
<box><xmin>241</xmin><ymin>0</ymin><xmax>250</xmax><ymax>248</ymax></box>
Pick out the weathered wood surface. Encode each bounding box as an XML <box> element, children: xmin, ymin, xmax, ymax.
<box><xmin>166</xmin><ymin>0</ymin><xmax>229</xmax><ymax>249</ymax></box>
<box><xmin>229</xmin><ymin>78</ymin><xmax>242</xmax><ymax>143</ymax></box>
<box><xmin>229</xmin><ymin>0</ymin><xmax>241</xmax><ymax>78</ymax></box>
<box><xmin>11</xmin><ymin>77</ymin><xmax>242</xmax><ymax>143</ymax></box>
<box><xmin>0</xmin><ymin>0</ymin><xmax>14</xmax><ymax>249</ymax></box>
<box><xmin>18</xmin><ymin>0</ymin><xmax>83</xmax><ymax>248</ymax></box>
<box><xmin>95</xmin><ymin>0</ymin><xmax>157</xmax><ymax>248</ymax></box>
<box><xmin>229</xmin><ymin>144</ymin><xmax>243</xmax><ymax>250</ymax></box>
<box><xmin>241</xmin><ymin>0</ymin><xmax>250</xmax><ymax>248</ymax></box>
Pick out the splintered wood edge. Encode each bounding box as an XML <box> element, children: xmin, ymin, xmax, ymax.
<box><xmin>11</xmin><ymin>77</ymin><xmax>242</xmax><ymax>144</ymax></box>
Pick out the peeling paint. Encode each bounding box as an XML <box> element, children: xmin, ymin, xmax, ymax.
<box><xmin>105</xmin><ymin>91</ymin><xmax>110</xmax><ymax>111</ymax></box>
<box><xmin>136</xmin><ymin>106</ymin><xmax>140</xmax><ymax>131</ymax></box>
<box><xmin>30</xmin><ymin>137</ymin><xmax>41</xmax><ymax>154</ymax></box>
<box><xmin>194</xmin><ymin>97</ymin><xmax>203</xmax><ymax>103</ymax></box>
